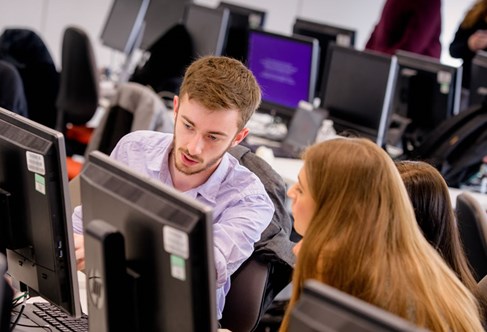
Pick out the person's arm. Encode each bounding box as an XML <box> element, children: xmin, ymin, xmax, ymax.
<box><xmin>450</xmin><ymin>25</ymin><xmax>478</xmax><ymax>60</ymax></box>
<box><xmin>212</xmin><ymin>194</ymin><xmax>273</xmax><ymax>288</ymax></box>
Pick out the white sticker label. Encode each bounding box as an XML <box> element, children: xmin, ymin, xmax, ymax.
<box><xmin>163</xmin><ymin>226</ymin><xmax>189</xmax><ymax>259</ymax></box>
<box><xmin>26</xmin><ymin>151</ymin><xmax>45</xmax><ymax>175</ymax></box>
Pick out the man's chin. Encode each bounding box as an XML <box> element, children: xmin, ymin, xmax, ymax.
<box><xmin>175</xmin><ymin>162</ymin><xmax>203</xmax><ymax>176</ymax></box>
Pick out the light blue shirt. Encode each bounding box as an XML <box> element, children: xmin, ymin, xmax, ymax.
<box><xmin>72</xmin><ymin>131</ymin><xmax>274</xmax><ymax>319</ymax></box>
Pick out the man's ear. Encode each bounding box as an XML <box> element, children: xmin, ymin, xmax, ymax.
<box><xmin>231</xmin><ymin>127</ymin><xmax>249</xmax><ymax>147</ymax></box>
<box><xmin>173</xmin><ymin>95</ymin><xmax>179</xmax><ymax>120</ymax></box>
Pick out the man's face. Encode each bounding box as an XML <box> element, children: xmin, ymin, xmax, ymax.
<box><xmin>172</xmin><ymin>94</ymin><xmax>249</xmax><ymax>177</ymax></box>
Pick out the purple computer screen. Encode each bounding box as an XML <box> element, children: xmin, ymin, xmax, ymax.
<box><xmin>247</xmin><ymin>31</ymin><xmax>314</xmax><ymax>109</ymax></box>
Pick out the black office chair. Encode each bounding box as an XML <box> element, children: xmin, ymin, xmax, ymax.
<box><xmin>220</xmin><ymin>146</ymin><xmax>295</xmax><ymax>332</ymax></box>
<box><xmin>456</xmin><ymin>192</ymin><xmax>487</xmax><ymax>281</ymax></box>
<box><xmin>0</xmin><ymin>28</ymin><xmax>59</xmax><ymax>128</ymax></box>
<box><xmin>0</xmin><ymin>59</ymin><xmax>28</xmax><ymax>117</ymax></box>
<box><xmin>56</xmin><ymin>26</ymin><xmax>99</xmax><ymax>155</ymax></box>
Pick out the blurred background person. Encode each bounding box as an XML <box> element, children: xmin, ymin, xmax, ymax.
<box><xmin>366</xmin><ymin>0</ymin><xmax>442</xmax><ymax>58</ymax></box>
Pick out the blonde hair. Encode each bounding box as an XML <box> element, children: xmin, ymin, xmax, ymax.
<box><xmin>461</xmin><ymin>0</ymin><xmax>487</xmax><ymax>29</ymax></box>
<box><xmin>280</xmin><ymin>138</ymin><xmax>483</xmax><ymax>332</ymax></box>
<box><xmin>178</xmin><ymin>55</ymin><xmax>261</xmax><ymax>131</ymax></box>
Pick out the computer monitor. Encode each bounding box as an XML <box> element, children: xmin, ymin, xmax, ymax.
<box><xmin>392</xmin><ymin>50</ymin><xmax>462</xmax><ymax>145</ymax></box>
<box><xmin>217</xmin><ymin>1</ymin><xmax>266</xmax><ymax>62</ymax></box>
<box><xmin>139</xmin><ymin>0</ymin><xmax>193</xmax><ymax>50</ymax></box>
<box><xmin>183</xmin><ymin>4</ymin><xmax>230</xmax><ymax>58</ymax></box>
<box><xmin>0</xmin><ymin>107</ymin><xmax>81</xmax><ymax>317</ymax></box>
<box><xmin>289</xmin><ymin>280</ymin><xmax>426</xmax><ymax>331</ymax></box>
<box><xmin>80</xmin><ymin>151</ymin><xmax>217</xmax><ymax>331</ymax></box>
<box><xmin>320</xmin><ymin>44</ymin><xmax>398</xmax><ymax>147</ymax></box>
<box><xmin>293</xmin><ymin>18</ymin><xmax>356</xmax><ymax>98</ymax></box>
<box><xmin>100</xmin><ymin>0</ymin><xmax>149</xmax><ymax>55</ymax></box>
<box><xmin>468</xmin><ymin>51</ymin><xmax>487</xmax><ymax>107</ymax></box>
<box><xmin>247</xmin><ymin>28</ymin><xmax>320</xmax><ymax>121</ymax></box>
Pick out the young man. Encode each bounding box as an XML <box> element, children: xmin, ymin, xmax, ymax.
<box><xmin>71</xmin><ymin>55</ymin><xmax>274</xmax><ymax>319</ymax></box>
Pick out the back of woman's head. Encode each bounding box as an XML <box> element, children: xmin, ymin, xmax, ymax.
<box><xmin>396</xmin><ymin>161</ymin><xmax>480</xmax><ymax>300</ymax></box>
<box><xmin>301</xmin><ymin>138</ymin><xmax>418</xmax><ymax>269</ymax></box>
<box><xmin>396</xmin><ymin>161</ymin><xmax>453</xmax><ymax>251</ymax></box>
<box><xmin>280</xmin><ymin>138</ymin><xmax>483</xmax><ymax>332</ymax></box>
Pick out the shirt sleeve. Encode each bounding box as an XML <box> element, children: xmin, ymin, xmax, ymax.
<box><xmin>212</xmin><ymin>193</ymin><xmax>274</xmax><ymax>288</ymax></box>
<box><xmin>72</xmin><ymin>204</ymin><xmax>84</xmax><ymax>234</ymax></box>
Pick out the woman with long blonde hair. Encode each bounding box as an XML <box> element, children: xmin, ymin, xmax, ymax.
<box><xmin>280</xmin><ymin>137</ymin><xmax>483</xmax><ymax>331</ymax></box>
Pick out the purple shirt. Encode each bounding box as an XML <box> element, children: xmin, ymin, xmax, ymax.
<box><xmin>72</xmin><ymin>131</ymin><xmax>274</xmax><ymax>319</ymax></box>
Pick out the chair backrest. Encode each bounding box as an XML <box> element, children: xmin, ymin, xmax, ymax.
<box><xmin>84</xmin><ymin>82</ymin><xmax>173</xmax><ymax>158</ymax></box>
<box><xmin>220</xmin><ymin>145</ymin><xmax>295</xmax><ymax>332</ymax></box>
<box><xmin>219</xmin><ymin>254</ymin><xmax>272</xmax><ymax>332</ymax></box>
<box><xmin>0</xmin><ymin>28</ymin><xmax>59</xmax><ymax>128</ymax></box>
<box><xmin>456</xmin><ymin>192</ymin><xmax>487</xmax><ymax>281</ymax></box>
<box><xmin>56</xmin><ymin>26</ymin><xmax>99</xmax><ymax>131</ymax></box>
<box><xmin>0</xmin><ymin>59</ymin><xmax>27</xmax><ymax>117</ymax></box>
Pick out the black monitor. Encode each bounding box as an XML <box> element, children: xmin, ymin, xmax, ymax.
<box><xmin>100</xmin><ymin>0</ymin><xmax>149</xmax><ymax>55</ymax></box>
<box><xmin>392</xmin><ymin>50</ymin><xmax>462</xmax><ymax>145</ymax></box>
<box><xmin>0</xmin><ymin>107</ymin><xmax>81</xmax><ymax>317</ymax></box>
<box><xmin>217</xmin><ymin>1</ymin><xmax>266</xmax><ymax>62</ymax></box>
<box><xmin>293</xmin><ymin>18</ymin><xmax>356</xmax><ymax>98</ymax></box>
<box><xmin>289</xmin><ymin>280</ymin><xmax>426</xmax><ymax>331</ymax></box>
<box><xmin>80</xmin><ymin>151</ymin><xmax>217</xmax><ymax>331</ymax></box>
<box><xmin>469</xmin><ymin>51</ymin><xmax>487</xmax><ymax>107</ymax></box>
<box><xmin>183</xmin><ymin>4</ymin><xmax>230</xmax><ymax>57</ymax></box>
<box><xmin>320</xmin><ymin>44</ymin><xmax>398</xmax><ymax>147</ymax></box>
<box><xmin>247</xmin><ymin>28</ymin><xmax>320</xmax><ymax>121</ymax></box>
<box><xmin>139</xmin><ymin>0</ymin><xmax>193</xmax><ymax>50</ymax></box>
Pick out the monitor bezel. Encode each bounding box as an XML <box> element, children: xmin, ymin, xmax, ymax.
<box><xmin>183</xmin><ymin>3</ymin><xmax>230</xmax><ymax>57</ymax></box>
<box><xmin>247</xmin><ymin>28</ymin><xmax>320</xmax><ymax>120</ymax></box>
<box><xmin>395</xmin><ymin>49</ymin><xmax>462</xmax><ymax>118</ymax></box>
<box><xmin>80</xmin><ymin>150</ymin><xmax>217</xmax><ymax>331</ymax></box>
<box><xmin>99</xmin><ymin>0</ymin><xmax>150</xmax><ymax>55</ymax></box>
<box><xmin>293</xmin><ymin>17</ymin><xmax>356</xmax><ymax>97</ymax></box>
<box><xmin>289</xmin><ymin>280</ymin><xmax>427</xmax><ymax>331</ymax></box>
<box><xmin>320</xmin><ymin>44</ymin><xmax>398</xmax><ymax>147</ymax></box>
<box><xmin>0</xmin><ymin>107</ymin><xmax>81</xmax><ymax>318</ymax></box>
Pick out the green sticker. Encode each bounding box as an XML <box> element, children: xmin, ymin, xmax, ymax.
<box><xmin>35</xmin><ymin>173</ymin><xmax>46</xmax><ymax>195</ymax></box>
<box><xmin>170</xmin><ymin>255</ymin><xmax>186</xmax><ymax>281</ymax></box>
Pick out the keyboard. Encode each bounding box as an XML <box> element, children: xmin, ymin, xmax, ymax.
<box><xmin>21</xmin><ymin>302</ymin><xmax>88</xmax><ymax>332</ymax></box>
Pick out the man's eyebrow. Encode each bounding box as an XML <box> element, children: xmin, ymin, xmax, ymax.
<box><xmin>181</xmin><ymin>115</ymin><xmax>229</xmax><ymax>137</ymax></box>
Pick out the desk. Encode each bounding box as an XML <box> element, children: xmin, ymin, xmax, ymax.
<box><xmin>267</xmin><ymin>157</ymin><xmax>487</xmax><ymax>211</ymax></box>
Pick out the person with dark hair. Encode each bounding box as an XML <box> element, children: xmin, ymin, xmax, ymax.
<box><xmin>365</xmin><ymin>0</ymin><xmax>442</xmax><ymax>59</ymax></box>
<box><xmin>450</xmin><ymin>0</ymin><xmax>487</xmax><ymax>90</ymax></box>
<box><xmin>396</xmin><ymin>161</ymin><xmax>481</xmax><ymax>295</ymax></box>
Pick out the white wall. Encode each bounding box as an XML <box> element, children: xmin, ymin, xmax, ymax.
<box><xmin>0</xmin><ymin>0</ymin><xmax>473</xmax><ymax>70</ymax></box>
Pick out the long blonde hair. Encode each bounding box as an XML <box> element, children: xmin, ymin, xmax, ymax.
<box><xmin>280</xmin><ymin>138</ymin><xmax>483</xmax><ymax>331</ymax></box>
<box><xmin>461</xmin><ymin>0</ymin><xmax>487</xmax><ymax>29</ymax></box>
